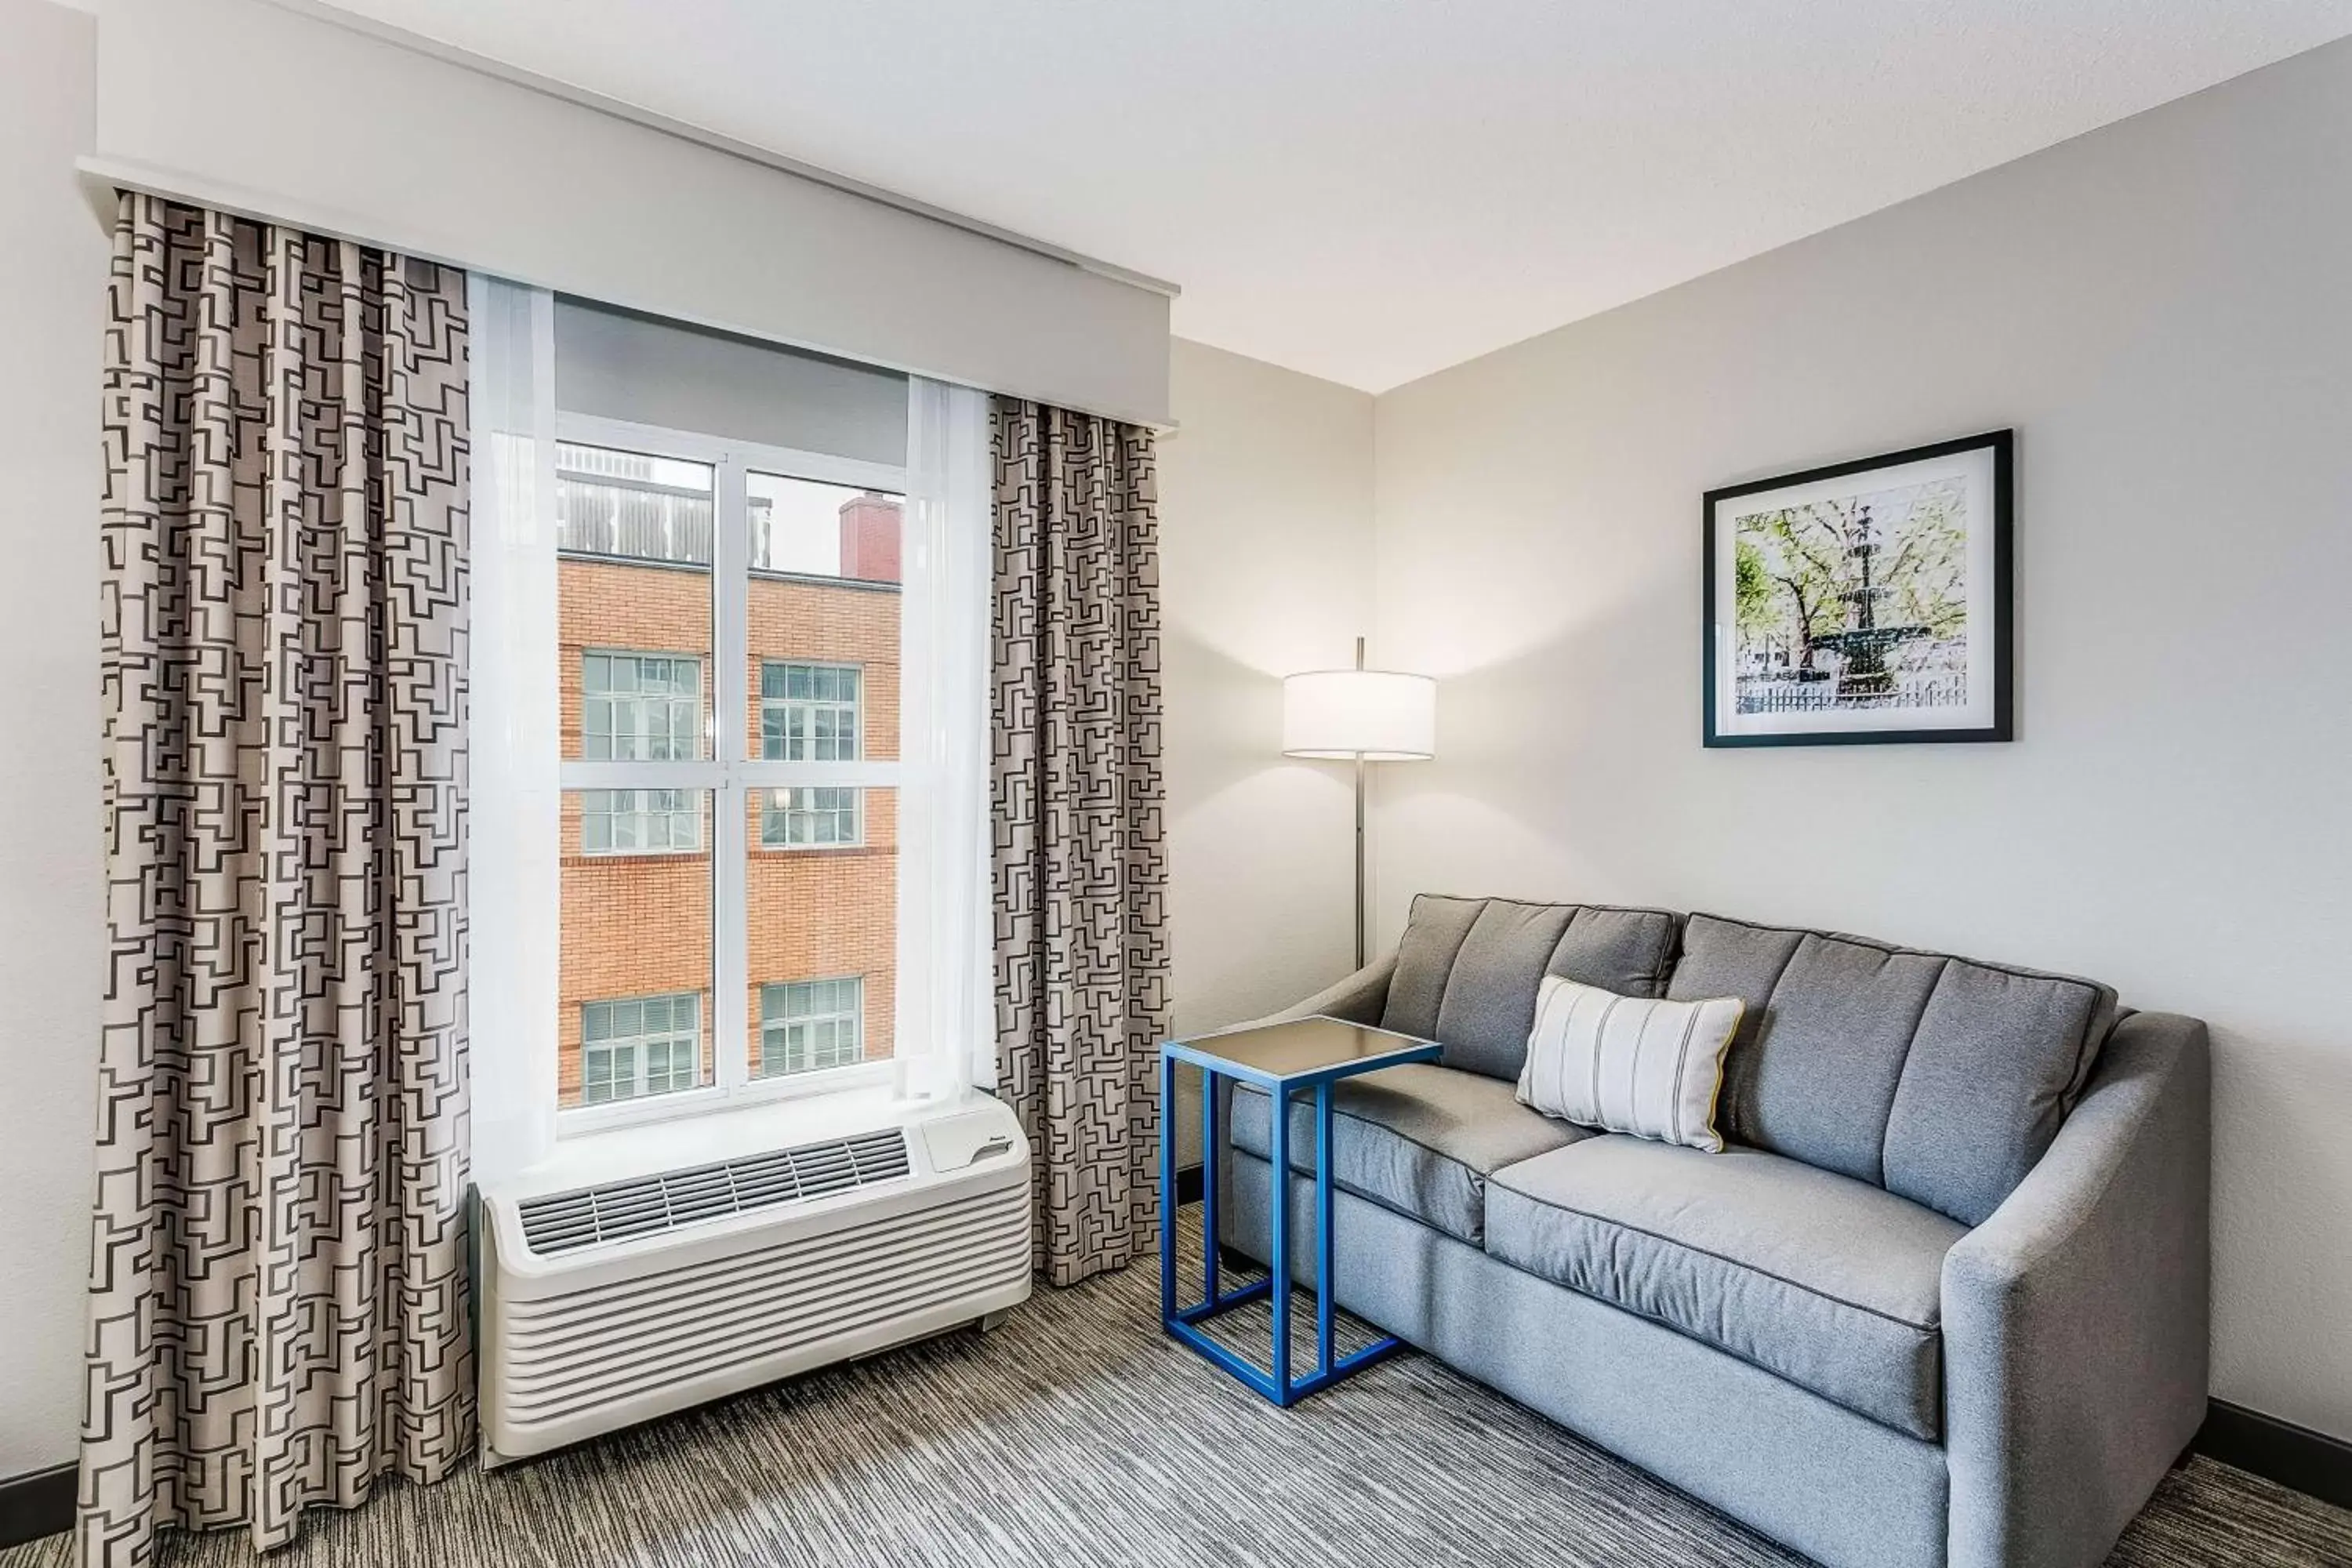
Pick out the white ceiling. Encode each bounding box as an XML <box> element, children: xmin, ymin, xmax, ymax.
<box><xmin>319</xmin><ymin>0</ymin><xmax>2352</xmax><ymax>392</ymax></box>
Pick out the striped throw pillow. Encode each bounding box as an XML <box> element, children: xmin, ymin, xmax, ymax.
<box><xmin>1516</xmin><ymin>975</ymin><xmax>1745</xmax><ymax>1152</ymax></box>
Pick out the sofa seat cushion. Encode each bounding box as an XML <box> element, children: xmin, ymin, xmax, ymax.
<box><xmin>1485</xmin><ymin>1136</ymin><xmax>1966</xmax><ymax>1439</ymax></box>
<box><xmin>1230</xmin><ymin>1063</ymin><xmax>1591</xmax><ymax>1244</ymax></box>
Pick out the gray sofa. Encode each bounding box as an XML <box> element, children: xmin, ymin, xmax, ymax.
<box><xmin>1214</xmin><ymin>895</ymin><xmax>2209</xmax><ymax>1568</ymax></box>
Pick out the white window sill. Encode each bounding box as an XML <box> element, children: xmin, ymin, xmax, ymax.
<box><xmin>521</xmin><ymin>1080</ymin><xmax>942</xmax><ymax>1193</ymax></box>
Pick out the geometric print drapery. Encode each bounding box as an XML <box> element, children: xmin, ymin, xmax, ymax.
<box><xmin>989</xmin><ymin>399</ymin><xmax>1169</xmax><ymax>1289</ymax></box>
<box><xmin>83</xmin><ymin>194</ymin><xmax>471</xmax><ymax>1567</ymax></box>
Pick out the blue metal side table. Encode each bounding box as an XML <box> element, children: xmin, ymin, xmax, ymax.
<box><xmin>1160</xmin><ymin>1014</ymin><xmax>1442</xmax><ymax>1406</ymax></box>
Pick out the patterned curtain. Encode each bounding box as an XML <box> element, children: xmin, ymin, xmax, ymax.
<box><xmin>83</xmin><ymin>194</ymin><xmax>471</xmax><ymax>1566</ymax></box>
<box><xmin>991</xmin><ymin>399</ymin><xmax>1169</xmax><ymax>1289</ymax></box>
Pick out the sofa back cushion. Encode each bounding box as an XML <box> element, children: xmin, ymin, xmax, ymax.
<box><xmin>1548</xmin><ymin>906</ymin><xmax>1685</xmax><ymax>996</ymax></box>
<box><xmin>1882</xmin><ymin>961</ymin><xmax>2116</xmax><ymax>1226</ymax></box>
<box><xmin>1432</xmin><ymin>900</ymin><xmax>1579</xmax><ymax>1079</ymax></box>
<box><xmin>1381</xmin><ymin>894</ymin><xmax>1487</xmax><ymax>1042</ymax></box>
<box><xmin>1382</xmin><ymin>895</ymin><xmax>1680</xmax><ymax>1082</ymax></box>
<box><xmin>1668</xmin><ymin>913</ymin><xmax>2118</xmax><ymax>1225</ymax></box>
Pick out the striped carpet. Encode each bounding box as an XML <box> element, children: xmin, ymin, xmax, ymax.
<box><xmin>9</xmin><ymin>1225</ymin><xmax>2348</xmax><ymax>1568</ymax></box>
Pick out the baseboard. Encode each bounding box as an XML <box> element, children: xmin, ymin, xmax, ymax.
<box><xmin>0</xmin><ymin>1461</ymin><xmax>73</xmax><ymax>1551</ymax></box>
<box><xmin>2195</xmin><ymin>1398</ymin><xmax>2352</xmax><ymax>1511</ymax></box>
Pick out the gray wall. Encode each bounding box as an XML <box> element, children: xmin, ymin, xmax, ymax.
<box><xmin>1161</xmin><ymin>339</ymin><xmax>1374</xmax><ymax>1160</ymax></box>
<box><xmin>0</xmin><ymin>0</ymin><xmax>106</xmax><ymax>1479</ymax></box>
<box><xmin>1371</xmin><ymin>38</ymin><xmax>2352</xmax><ymax>1439</ymax></box>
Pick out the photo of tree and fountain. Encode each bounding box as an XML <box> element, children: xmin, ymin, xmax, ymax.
<box><xmin>1704</xmin><ymin>429</ymin><xmax>2010</xmax><ymax>747</ymax></box>
<box><xmin>1730</xmin><ymin>475</ymin><xmax>1970</xmax><ymax>714</ymax></box>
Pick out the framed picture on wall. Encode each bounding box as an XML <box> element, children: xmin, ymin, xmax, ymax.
<box><xmin>1704</xmin><ymin>429</ymin><xmax>2013</xmax><ymax>747</ymax></box>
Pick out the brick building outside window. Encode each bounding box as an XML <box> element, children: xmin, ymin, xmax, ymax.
<box><xmin>556</xmin><ymin>441</ymin><xmax>903</xmax><ymax>1110</ymax></box>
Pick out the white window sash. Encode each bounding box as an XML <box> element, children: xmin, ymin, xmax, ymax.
<box><xmin>580</xmin><ymin>786</ymin><xmax>705</xmax><ymax>858</ymax></box>
<box><xmin>758</xmin><ymin>786</ymin><xmax>864</xmax><ymax>850</ymax></box>
<box><xmin>581</xmin><ymin>648</ymin><xmax>704</xmax><ymax>765</ymax></box>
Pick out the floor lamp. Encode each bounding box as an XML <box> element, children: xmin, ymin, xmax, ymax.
<box><xmin>1282</xmin><ymin>639</ymin><xmax>1437</xmax><ymax>969</ymax></box>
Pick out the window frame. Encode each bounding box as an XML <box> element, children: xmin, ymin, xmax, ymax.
<box><xmin>557</xmin><ymin>412</ymin><xmax>906</xmax><ymax>1134</ymax></box>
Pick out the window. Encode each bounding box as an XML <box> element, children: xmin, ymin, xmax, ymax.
<box><xmin>761</xmin><ymin>661</ymin><xmax>861</xmax><ymax>761</ymax></box>
<box><xmin>583</xmin><ymin>652</ymin><xmax>703</xmax><ymax>761</ymax></box>
<box><xmin>553</xmin><ymin>423</ymin><xmax>906</xmax><ymax>1123</ymax></box>
<box><xmin>761</xmin><ymin>786</ymin><xmax>861</xmax><ymax>848</ymax></box>
<box><xmin>580</xmin><ymin>651</ymin><xmax>705</xmax><ymax>855</ymax></box>
<box><xmin>760</xmin><ymin>978</ymin><xmax>865</xmax><ymax>1076</ymax></box>
<box><xmin>471</xmin><ymin>289</ymin><xmax>989</xmax><ymax>1164</ymax></box>
<box><xmin>581</xmin><ymin>787</ymin><xmax>702</xmax><ymax>854</ymax></box>
<box><xmin>581</xmin><ymin>993</ymin><xmax>704</xmax><ymax>1105</ymax></box>
<box><xmin>759</xmin><ymin>662</ymin><xmax>862</xmax><ymax>846</ymax></box>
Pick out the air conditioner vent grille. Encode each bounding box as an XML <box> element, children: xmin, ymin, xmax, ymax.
<box><xmin>518</xmin><ymin>1128</ymin><xmax>912</xmax><ymax>1255</ymax></box>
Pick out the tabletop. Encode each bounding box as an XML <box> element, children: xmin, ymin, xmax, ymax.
<box><xmin>1163</xmin><ymin>1015</ymin><xmax>1441</xmax><ymax>1087</ymax></box>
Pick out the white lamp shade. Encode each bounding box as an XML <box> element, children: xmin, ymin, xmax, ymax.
<box><xmin>1282</xmin><ymin>669</ymin><xmax>1436</xmax><ymax>760</ymax></box>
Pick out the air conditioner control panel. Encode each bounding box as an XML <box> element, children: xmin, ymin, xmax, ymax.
<box><xmin>918</xmin><ymin>1101</ymin><xmax>1022</xmax><ymax>1174</ymax></box>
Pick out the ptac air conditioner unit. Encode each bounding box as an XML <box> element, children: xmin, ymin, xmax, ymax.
<box><xmin>477</xmin><ymin>1093</ymin><xmax>1031</xmax><ymax>1466</ymax></box>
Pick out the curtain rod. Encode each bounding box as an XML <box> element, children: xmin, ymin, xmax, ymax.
<box><xmin>252</xmin><ymin>0</ymin><xmax>1182</xmax><ymax>302</ymax></box>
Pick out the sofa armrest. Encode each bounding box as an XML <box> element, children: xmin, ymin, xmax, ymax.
<box><xmin>1224</xmin><ymin>953</ymin><xmax>1398</xmax><ymax>1033</ymax></box>
<box><xmin>1941</xmin><ymin>1010</ymin><xmax>2210</xmax><ymax>1568</ymax></box>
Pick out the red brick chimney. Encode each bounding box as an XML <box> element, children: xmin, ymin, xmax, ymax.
<box><xmin>837</xmin><ymin>493</ymin><xmax>902</xmax><ymax>583</ymax></box>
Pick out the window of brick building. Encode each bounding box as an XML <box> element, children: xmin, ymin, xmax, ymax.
<box><xmin>758</xmin><ymin>660</ymin><xmax>862</xmax><ymax>848</ymax></box>
<box><xmin>581</xmin><ymin>993</ymin><xmax>704</xmax><ymax>1105</ymax></box>
<box><xmin>554</xmin><ymin>419</ymin><xmax>906</xmax><ymax>1124</ymax></box>
<box><xmin>760</xmin><ymin>978</ymin><xmax>863</xmax><ymax>1077</ymax></box>
<box><xmin>584</xmin><ymin>652</ymin><xmax>704</xmax><ymax>761</ymax></box>
<box><xmin>760</xmin><ymin>786</ymin><xmax>861</xmax><ymax>848</ymax></box>
<box><xmin>760</xmin><ymin>661</ymin><xmax>860</xmax><ymax>760</ymax></box>
<box><xmin>580</xmin><ymin>787</ymin><xmax>702</xmax><ymax>855</ymax></box>
<box><xmin>582</xmin><ymin>652</ymin><xmax>707</xmax><ymax>855</ymax></box>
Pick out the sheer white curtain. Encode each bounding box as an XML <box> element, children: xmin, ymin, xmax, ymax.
<box><xmin>898</xmin><ymin>377</ymin><xmax>996</xmax><ymax>1099</ymax></box>
<box><xmin>466</xmin><ymin>305</ymin><xmax>989</xmax><ymax>1173</ymax></box>
<box><xmin>466</xmin><ymin>274</ymin><xmax>561</xmax><ymax>1185</ymax></box>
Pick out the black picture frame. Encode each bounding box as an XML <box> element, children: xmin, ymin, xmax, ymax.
<box><xmin>1702</xmin><ymin>429</ymin><xmax>2013</xmax><ymax>748</ymax></box>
